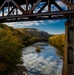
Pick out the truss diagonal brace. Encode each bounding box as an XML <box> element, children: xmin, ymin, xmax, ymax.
<box><xmin>7</xmin><ymin>7</ymin><xmax>15</xmax><ymax>16</ymax></box>
<box><xmin>38</xmin><ymin>3</ymin><xmax>47</xmax><ymax>13</ymax></box>
<box><xmin>0</xmin><ymin>1</ymin><xmax>6</xmax><ymax>10</ymax></box>
<box><xmin>54</xmin><ymin>2</ymin><xmax>63</xmax><ymax>11</ymax></box>
<box><xmin>30</xmin><ymin>0</ymin><xmax>42</xmax><ymax>12</ymax></box>
<box><xmin>11</xmin><ymin>0</ymin><xmax>25</xmax><ymax>14</ymax></box>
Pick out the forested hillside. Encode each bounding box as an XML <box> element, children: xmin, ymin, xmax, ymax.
<box><xmin>17</xmin><ymin>28</ymin><xmax>52</xmax><ymax>43</ymax></box>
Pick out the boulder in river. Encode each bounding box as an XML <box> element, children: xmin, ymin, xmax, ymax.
<box><xmin>36</xmin><ymin>47</ymin><xmax>41</xmax><ymax>53</ymax></box>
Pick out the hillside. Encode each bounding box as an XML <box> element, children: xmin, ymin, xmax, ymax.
<box><xmin>0</xmin><ymin>24</ymin><xmax>52</xmax><ymax>45</ymax></box>
<box><xmin>17</xmin><ymin>28</ymin><xmax>52</xmax><ymax>42</ymax></box>
<box><xmin>0</xmin><ymin>23</ymin><xmax>23</xmax><ymax>75</ymax></box>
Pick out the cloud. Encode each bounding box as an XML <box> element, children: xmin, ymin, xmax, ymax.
<box><xmin>4</xmin><ymin>21</ymin><xmax>40</xmax><ymax>28</ymax></box>
<box><xmin>4</xmin><ymin>20</ymin><xmax>60</xmax><ymax>28</ymax></box>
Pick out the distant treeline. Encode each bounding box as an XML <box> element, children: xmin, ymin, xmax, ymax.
<box><xmin>49</xmin><ymin>34</ymin><xmax>65</xmax><ymax>51</ymax></box>
<box><xmin>17</xmin><ymin>28</ymin><xmax>51</xmax><ymax>44</ymax></box>
<box><xmin>0</xmin><ymin>24</ymin><xmax>51</xmax><ymax>75</ymax></box>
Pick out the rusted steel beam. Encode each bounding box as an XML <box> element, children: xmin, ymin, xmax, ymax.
<box><xmin>0</xmin><ymin>10</ymin><xmax>74</xmax><ymax>19</ymax></box>
<box><xmin>53</xmin><ymin>2</ymin><xmax>63</xmax><ymax>11</ymax></box>
<box><xmin>8</xmin><ymin>7</ymin><xmax>15</xmax><ymax>15</ymax></box>
<box><xmin>0</xmin><ymin>1</ymin><xmax>6</xmax><ymax>10</ymax></box>
<box><xmin>30</xmin><ymin>0</ymin><xmax>42</xmax><ymax>12</ymax></box>
<box><xmin>26</xmin><ymin>0</ymin><xmax>28</xmax><ymax>11</ymax></box>
<box><xmin>0</xmin><ymin>0</ymin><xmax>55</xmax><ymax>6</ymax></box>
<box><xmin>37</xmin><ymin>3</ymin><xmax>47</xmax><ymax>13</ymax></box>
<box><xmin>48</xmin><ymin>0</ymin><xmax>51</xmax><ymax>18</ymax></box>
<box><xmin>11</xmin><ymin>0</ymin><xmax>25</xmax><ymax>14</ymax></box>
<box><xmin>8</xmin><ymin>2</ymin><xmax>10</xmax><ymax>16</ymax></box>
<box><xmin>2</xmin><ymin>7</ymin><xmax>4</xmax><ymax>16</ymax></box>
<box><xmin>0</xmin><ymin>16</ymin><xmax>67</xmax><ymax>23</ymax></box>
<box><xmin>48</xmin><ymin>0</ymin><xmax>51</xmax><ymax>12</ymax></box>
<box><xmin>16</xmin><ymin>7</ymin><xmax>18</xmax><ymax>15</ymax></box>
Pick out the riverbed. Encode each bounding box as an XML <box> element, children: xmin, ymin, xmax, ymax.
<box><xmin>22</xmin><ymin>42</ymin><xmax>63</xmax><ymax>75</ymax></box>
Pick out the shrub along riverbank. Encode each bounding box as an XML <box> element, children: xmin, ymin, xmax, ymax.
<box><xmin>49</xmin><ymin>34</ymin><xmax>65</xmax><ymax>57</ymax></box>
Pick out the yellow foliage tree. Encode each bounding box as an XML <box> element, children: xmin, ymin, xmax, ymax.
<box><xmin>49</xmin><ymin>34</ymin><xmax>65</xmax><ymax>50</ymax></box>
<box><xmin>0</xmin><ymin>28</ymin><xmax>23</xmax><ymax>75</ymax></box>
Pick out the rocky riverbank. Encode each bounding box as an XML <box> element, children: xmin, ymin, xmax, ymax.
<box><xmin>8</xmin><ymin>65</ymin><xmax>29</xmax><ymax>75</ymax></box>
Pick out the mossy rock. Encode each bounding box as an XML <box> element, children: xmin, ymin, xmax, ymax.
<box><xmin>36</xmin><ymin>47</ymin><xmax>41</xmax><ymax>53</ymax></box>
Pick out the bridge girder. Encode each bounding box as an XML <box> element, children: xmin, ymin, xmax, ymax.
<box><xmin>0</xmin><ymin>0</ymin><xmax>73</xmax><ymax>22</ymax></box>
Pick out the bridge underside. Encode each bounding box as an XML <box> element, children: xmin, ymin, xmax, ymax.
<box><xmin>0</xmin><ymin>0</ymin><xmax>74</xmax><ymax>22</ymax></box>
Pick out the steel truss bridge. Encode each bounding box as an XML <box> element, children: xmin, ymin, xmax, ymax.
<box><xmin>0</xmin><ymin>0</ymin><xmax>74</xmax><ymax>22</ymax></box>
<box><xmin>0</xmin><ymin>0</ymin><xmax>74</xmax><ymax>75</ymax></box>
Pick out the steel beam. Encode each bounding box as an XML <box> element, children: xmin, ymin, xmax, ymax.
<box><xmin>8</xmin><ymin>7</ymin><xmax>15</xmax><ymax>15</ymax></box>
<box><xmin>2</xmin><ymin>7</ymin><xmax>4</xmax><ymax>16</ymax></box>
<box><xmin>26</xmin><ymin>0</ymin><xmax>28</xmax><ymax>11</ymax></box>
<box><xmin>37</xmin><ymin>3</ymin><xmax>47</xmax><ymax>13</ymax></box>
<box><xmin>0</xmin><ymin>16</ymin><xmax>67</xmax><ymax>23</ymax></box>
<box><xmin>0</xmin><ymin>10</ymin><xmax>73</xmax><ymax>20</ymax></box>
<box><xmin>8</xmin><ymin>2</ymin><xmax>10</xmax><ymax>16</ymax></box>
<box><xmin>48</xmin><ymin>0</ymin><xmax>50</xmax><ymax>12</ymax></box>
<box><xmin>0</xmin><ymin>1</ymin><xmax>6</xmax><ymax>10</ymax></box>
<box><xmin>30</xmin><ymin>0</ymin><xmax>42</xmax><ymax>12</ymax></box>
<box><xmin>11</xmin><ymin>0</ymin><xmax>25</xmax><ymax>14</ymax></box>
<box><xmin>53</xmin><ymin>2</ymin><xmax>63</xmax><ymax>11</ymax></box>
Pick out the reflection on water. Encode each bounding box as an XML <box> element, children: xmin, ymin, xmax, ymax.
<box><xmin>22</xmin><ymin>42</ymin><xmax>63</xmax><ymax>75</ymax></box>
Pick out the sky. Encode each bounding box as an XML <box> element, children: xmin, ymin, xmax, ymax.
<box><xmin>4</xmin><ymin>0</ymin><xmax>67</xmax><ymax>34</ymax></box>
<box><xmin>5</xmin><ymin>20</ymin><xmax>66</xmax><ymax>34</ymax></box>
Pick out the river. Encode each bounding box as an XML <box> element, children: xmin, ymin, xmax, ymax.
<box><xmin>22</xmin><ymin>42</ymin><xmax>63</xmax><ymax>75</ymax></box>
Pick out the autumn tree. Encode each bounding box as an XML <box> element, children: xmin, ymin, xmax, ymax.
<box><xmin>49</xmin><ymin>34</ymin><xmax>65</xmax><ymax>50</ymax></box>
<box><xmin>0</xmin><ymin>27</ymin><xmax>23</xmax><ymax>75</ymax></box>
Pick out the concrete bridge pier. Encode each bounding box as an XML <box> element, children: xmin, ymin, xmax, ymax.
<box><xmin>63</xmin><ymin>19</ymin><xmax>74</xmax><ymax>75</ymax></box>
